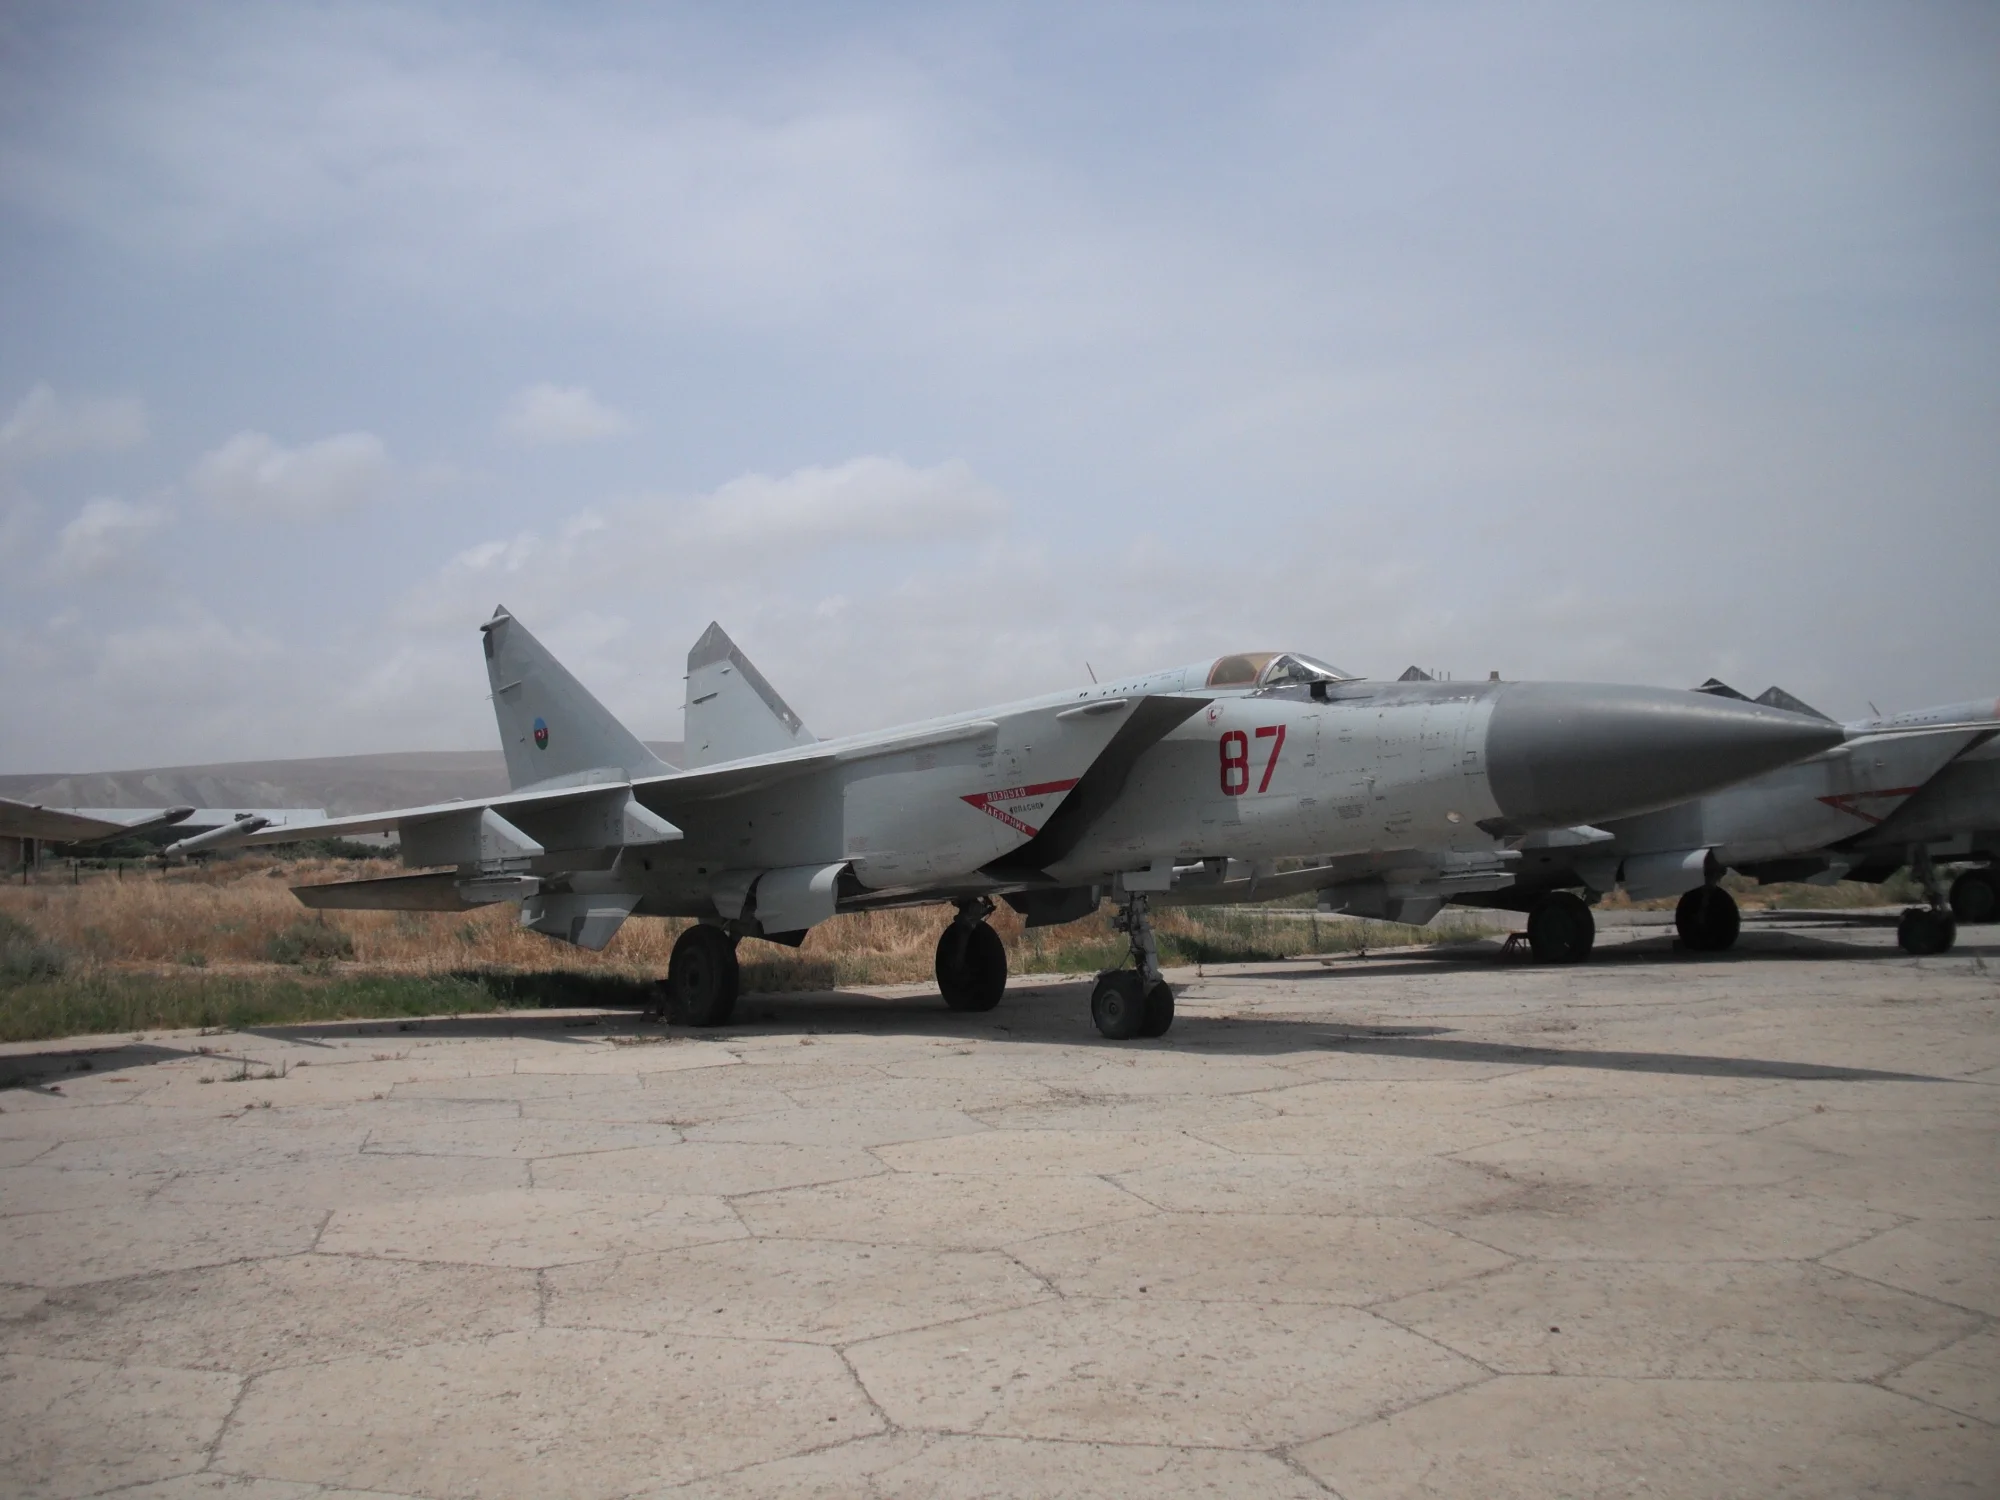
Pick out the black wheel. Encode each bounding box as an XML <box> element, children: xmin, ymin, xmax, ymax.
<box><xmin>1949</xmin><ymin>869</ymin><xmax>1998</xmax><ymax>925</ymax></box>
<box><xmin>665</xmin><ymin>924</ymin><xmax>740</xmax><ymax>1026</ymax></box>
<box><xmin>1091</xmin><ymin>970</ymin><xmax>1148</xmax><ymax>1040</ymax></box>
<box><xmin>1898</xmin><ymin>907</ymin><xmax>1958</xmax><ymax>956</ymax></box>
<box><xmin>1526</xmin><ymin>891</ymin><xmax>1595</xmax><ymax>964</ymax></box>
<box><xmin>936</xmin><ymin>921</ymin><xmax>1008</xmax><ymax>1012</ymax></box>
<box><xmin>1675</xmin><ymin>885</ymin><xmax>1741</xmax><ymax>953</ymax></box>
<box><xmin>1137</xmin><ymin>981</ymin><xmax>1175</xmax><ymax>1038</ymax></box>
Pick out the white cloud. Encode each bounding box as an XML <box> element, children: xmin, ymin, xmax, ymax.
<box><xmin>0</xmin><ymin>383</ymin><xmax>148</xmax><ymax>462</ymax></box>
<box><xmin>690</xmin><ymin>457</ymin><xmax>1007</xmax><ymax>548</ymax></box>
<box><xmin>51</xmin><ymin>496</ymin><xmax>171</xmax><ymax>578</ymax></box>
<box><xmin>500</xmin><ymin>383</ymin><xmax>631</xmax><ymax>445</ymax></box>
<box><xmin>191</xmin><ymin>430</ymin><xmax>391</xmax><ymax>519</ymax></box>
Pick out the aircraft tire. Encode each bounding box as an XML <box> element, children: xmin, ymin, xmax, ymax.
<box><xmin>1137</xmin><ymin>981</ymin><xmax>1175</xmax><ymax>1037</ymax></box>
<box><xmin>936</xmin><ymin>921</ymin><xmax>1007</xmax><ymax>1012</ymax></box>
<box><xmin>1949</xmin><ymin>869</ymin><xmax>1998</xmax><ymax>925</ymax></box>
<box><xmin>666</xmin><ymin>924</ymin><xmax>739</xmax><ymax>1027</ymax></box>
<box><xmin>1675</xmin><ymin>885</ymin><xmax>1741</xmax><ymax>952</ymax></box>
<box><xmin>1526</xmin><ymin>891</ymin><xmax>1595</xmax><ymax>964</ymax></box>
<box><xmin>1898</xmin><ymin>907</ymin><xmax>1958</xmax><ymax>956</ymax></box>
<box><xmin>1091</xmin><ymin>970</ymin><xmax>1149</xmax><ymax>1040</ymax></box>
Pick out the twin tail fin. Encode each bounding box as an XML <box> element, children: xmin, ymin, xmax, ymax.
<box><xmin>482</xmin><ymin>607</ymin><xmax>671</xmax><ymax>791</ymax></box>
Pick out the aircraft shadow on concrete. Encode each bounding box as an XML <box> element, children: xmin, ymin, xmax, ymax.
<box><xmin>0</xmin><ymin>1041</ymin><xmax>209</xmax><ymax>1091</ymax></box>
<box><xmin>203</xmin><ymin>972</ymin><xmax>1959</xmax><ymax>1086</ymax></box>
<box><xmin>1304</xmin><ymin>1031</ymin><xmax>1944</xmax><ymax>1083</ymax></box>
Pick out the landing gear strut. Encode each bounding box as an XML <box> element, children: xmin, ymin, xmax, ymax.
<box><xmin>1898</xmin><ymin>847</ymin><xmax>1958</xmax><ymax>956</ymax></box>
<box><xmin>664</xmin><ymin>923</ymin><xmax>739</xmax><ymax>1026</ymax></box>
<box><xmin>1091</xmin><ymin>892</ymin><xmax>1175</xmax><ymax>1039</ymax></box>
<box><xmin>1676</xmin><ymin>884</ymin><xmax>1741</xmax><ymax>952</ymax></box>
<box><xmin>936</xmin><ymin>897</ymin><xmax>1008</xmax><ymax>1012</ymax></box>
<box><xmin>1525</xmin><ymin>890</ymin><xmax>1595</xmax><ymax>964</ymax></box>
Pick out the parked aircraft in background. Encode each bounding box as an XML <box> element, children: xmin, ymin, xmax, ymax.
<box><xmin>0</xmin><ymin>799</ymin><xmax>329</xmax><ymax>870</ymax></box>
<box><xmin>1452</xmin><ymin>684</ymin><xmax>1996</xmax><ymax>957</ymax></box>
<box><xmin>202</xmin><ymin>609</ymin><xmax>1839</xmax><ymax>1037</ymax></box>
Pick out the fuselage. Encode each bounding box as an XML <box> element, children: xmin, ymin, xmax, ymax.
<box><xmin>594</xmin><ymin>658</ymin><xmax>1839</xmax><ymax>925</ymax></box>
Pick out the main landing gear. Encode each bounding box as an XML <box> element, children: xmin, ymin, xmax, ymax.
<box><xmin>1526</xmin><ymin>890</ymin><xmax>1595</xmax><ymax>964</ymax></box>
<box><xmin>1676</xmin><ymin>884</ymin><xmax>1741</xmax><ymax>952</ymax></box>
<box><xmin>1899</xmin><ymin>847</ymin><xmax>1958</xmax><ymax>956</ymax></box>
<box><xmin>936</xmin><ymin>898</ymin><xmax>1008</xmax><ymax>1012</ymax></box>
<box><xmin>1092</xmin><ymin>892</ymin><xmax>1175</xmax><ymax>1040</ymax></box>
<box><xmin>1949</xmin><ymin>867</ymin><xmax>1998</xmax><ymax>926</ymax></box>
<box><xmin>664</xmin><ymin>923</ymin><xmax>739</xmax><ymax>1027</ymax></box>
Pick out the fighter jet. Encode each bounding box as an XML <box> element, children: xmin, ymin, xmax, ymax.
<box><xmin>1308</xmin><ymin>683</ymin><xmax>1997</xmax><ymax>959</ymax></box>
<box><xmin>0</xmin><ymin>800</ymin><xmax>329</xmax><ymax>870</ymax></box>
<box><xmin>207</xmin><ymin>609</ymin><xmax>1840</xmax><ymax>1038</ymax></box>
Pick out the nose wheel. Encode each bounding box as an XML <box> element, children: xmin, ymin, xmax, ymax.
<box><xmin>1899</xmin><ymin>846</ymin><xmax>1959</xmax><ymax>956</ymax></box>
<box><xmin>1092</xmin><ymin>892</ymin><xmax>1175</xmax><ymax>1039</ymax></box>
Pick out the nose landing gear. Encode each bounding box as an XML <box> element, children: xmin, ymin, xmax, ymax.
<box><xmin>1899</xmin><ymin>847</ymin><xmax>1958</xmax><ymax>956</ymax></box>
<box><xmin>1092</xmin><ymin>892</ymin><xmax>1175</xmax><ymax>1039</ymax></box>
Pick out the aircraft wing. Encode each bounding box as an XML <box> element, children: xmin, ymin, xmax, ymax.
<box><xmin>213</xmin><ymin>721</ymin><xmax>988</xmax><ymax>853</ymax></box>
<box><xmin>220</xmin><ymin>778</ymin><xmax>648</xmax><ymax>847</ymax></box>
<box><xmin>0</xmin><ymin>798</ymin><xmax>196</xmax><ymax>844</ymax></box>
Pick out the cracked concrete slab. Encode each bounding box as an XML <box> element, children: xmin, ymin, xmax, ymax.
<box><xmin>648</xmin><ymin>1430</ymin><xmax>1331</xmax><ymax>1497</ymax></box>
<box><xmin>1012</xmin><ymin>1212</ymin><xmax>1512</xmax><ymax>1305</ymax></box>
<box><xmin>5</xmin><ymin>1200</ymin><xmax>330</xmax><ymax>1288</ymax></box>
<box><xmin>3</xmin><ymin>917</ymin><xmax>1993</xmax><ymax>1497</ymax></box>
<box><xmin>875</xmin><ymin>1127</ymin><xmax>1235</xmax><ymax>1177</ymax></box>
<box><xmin>847</xmin><ymin>1297</ymin><xmax>1482</xmax><ymax>1447</ymax></box>
<box><xmin>0</xmin><ymin>1352</ymin><xmax>240</xmax><ymax>1498</ymax></box>
<box><xmin>545</xmin><ymin>1238</ymin><xmax>1051</xmax><ymax>1344</ymax></box>
<box><xmin>530</xmin><ymin>1140</ymin><xmax>885</xmax><ymax>1197</ymax></box>
<box><xmin>1292</xmin><ymin>1374</ymin><xmax>2000</xmax><ymax>1499</ymax></box>
<box><xmin>318</xmin><ymin>1187</ymin><xmax>746</xmax><ymax>1267</ymax></box>
<box><xmin>215</xmin><ymin>1327</ymin><xmax>882</xmax><ymax>1499</ymax></box>
<box><xmin>150</xmin><ymin>1151</ymin><xmax>530</xmax><ymax>1212</ymax></box>
<box><xmin>1887</xmin><ymin>1326</ymin><xmax>2000</xmax><ymax>1426</ymax></box>
<box><xmin>733</xmin><ymin>1168</ymin><xmax>1155</xmax><ymax>1249</ymax></box>
<box><xmin>1376</xmin><ymin>1259</ymin><xmax>1984</xmax><ymax>1379</ymax></box>
<box><xmin>1823</xmin><ymin>1218</ymin><xmax>2000</xmax><ymax>1316</ymax></box>
<box><xmin>0</xmin><ymin>1254</ymin><xmax>541</xmax><ymax>1373</ymax></box>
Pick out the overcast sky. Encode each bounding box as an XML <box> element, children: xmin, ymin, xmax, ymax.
<box><xmin>3</xmin><ymin>1</ymin><xmax>1996</xmax><ymax>774</ymax></box>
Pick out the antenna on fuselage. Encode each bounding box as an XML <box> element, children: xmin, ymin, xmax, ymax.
<box><xmin>1085</xmin><ymin>662</ymin><xmax>1098</xmax><ymax>684</ymax></box>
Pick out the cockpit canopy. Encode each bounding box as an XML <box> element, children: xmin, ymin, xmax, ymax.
<box><xmin>1204</xmin><ymin>651</ymin><xmax>1358</xmax><ymax>689</ymax></box>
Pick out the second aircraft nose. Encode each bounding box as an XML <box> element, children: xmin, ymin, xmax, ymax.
<box><xmin>1483</xmin><ymin>682</ymin><xmax>1845</xmax><ymax>831</ymax></box>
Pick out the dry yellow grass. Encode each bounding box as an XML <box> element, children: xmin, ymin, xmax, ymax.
<box><xmin>1</xmin><ymin>855</ymin><xmax>1444</xmax><ymax>991</ymax></box>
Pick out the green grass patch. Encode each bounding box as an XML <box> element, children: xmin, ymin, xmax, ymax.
<box><xmin>0</xmin><ymin>970</ymin><xmax>540</xmax><ymax>1043</ymax></box>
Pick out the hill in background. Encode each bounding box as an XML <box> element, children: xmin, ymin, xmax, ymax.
<box><xmin>0</xmin><ymin>745</ymin><xmax>685</xmax><ymax>817</ymax></box>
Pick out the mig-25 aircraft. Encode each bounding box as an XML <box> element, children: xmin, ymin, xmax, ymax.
<box><xmin>209</xmin><ymin>609</ymin><xmax>1840</xmax><ymax>1038</ymax></box>
<box><xmin>1440</xmin><ymin>687</ymin><xmax>1999</xmax><ymax>958</ymax></box>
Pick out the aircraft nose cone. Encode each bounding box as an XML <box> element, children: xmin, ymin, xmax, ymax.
<box><xmin>1485</xmin><ymin>682</ymin><xmax>1845</xmax><ymax>831</ymax></box>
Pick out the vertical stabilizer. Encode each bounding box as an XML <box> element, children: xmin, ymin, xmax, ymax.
<box><xmin>482</xmin><ymin>607</ymin><xmax>670</xmax><ymax>790</ymax></box>
<box><xmin>684</xmin><ymin>622</ymin><xmax>817</xmax><ymax>768</ymax></box>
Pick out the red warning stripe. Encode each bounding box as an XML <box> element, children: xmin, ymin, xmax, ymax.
<box><xmin>961</xmin><ymin>779</ymin><xmax>1081</xmax><ymax>838</ymax></box>
<box><xmin>1816</xmin><ymin>787</ymin><xmax>1923</xmax><ymax>825</ymax></box>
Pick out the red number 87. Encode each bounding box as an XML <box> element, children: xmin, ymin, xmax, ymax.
<box><xmin>1220</xmin><ymin>724</ymin><xmax>1288</xmax><ymax>797</ymax></box>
